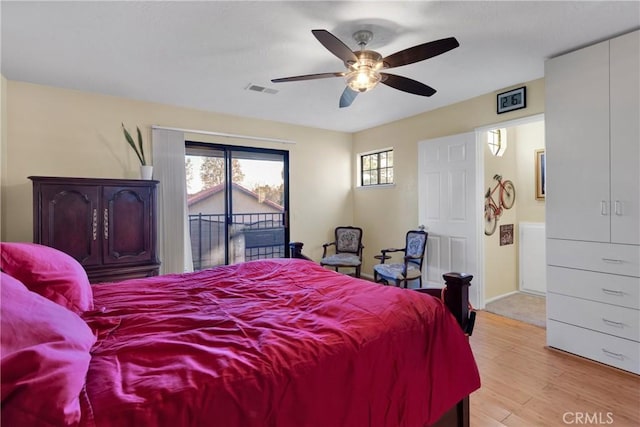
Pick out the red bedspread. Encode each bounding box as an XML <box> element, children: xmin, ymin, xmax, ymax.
<box><xmin>82</xmin><ymin>259</ymin><xmax>480</xmax><ymax>426</ymax></box>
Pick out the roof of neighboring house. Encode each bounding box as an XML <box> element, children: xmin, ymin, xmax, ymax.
<box><xmin>187</xmin><ymin>182</ymin><xmax>283</xmax><ymax>211</ymax></box>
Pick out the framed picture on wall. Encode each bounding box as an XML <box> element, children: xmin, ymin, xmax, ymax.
<box><xmin>500</xmin><ymin>224</ymin><xmax>514</xmax><ymax>246</ymax></box>
<box><xmin>535</xmin><ymin>149</ymin><xmax>545</xmax><ymax>200</ymax></box>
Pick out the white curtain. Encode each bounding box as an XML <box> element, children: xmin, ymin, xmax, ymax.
<box><xmin>151</xmin><ymin>128</ymin><xmax>194</xmax><ymax>274</ymax></box>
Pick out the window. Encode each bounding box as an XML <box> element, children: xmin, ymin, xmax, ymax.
<box><xmin>185</xmin><ymin>143</ymin><xmax>289</xmax><ymax>269</ymax></box>
<box><xmin>360</xmin><ymin>149</ymin><xmax>393</xmax><ymax>186</ymax></box>
<box><xmin>487</xmin><ymin>128</ymin><xmax>507</xmax><ymax>156</ymax></box>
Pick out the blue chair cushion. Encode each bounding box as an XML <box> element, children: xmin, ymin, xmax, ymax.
<box><xmin>321</xmin><ymin>253</ymin><xmax>361</xmax><ymax>267</ymax></box>
<box><xmin>373</xmin><ymin>263</ymin><xmax>421</xmax><ymax>280</ymax></box>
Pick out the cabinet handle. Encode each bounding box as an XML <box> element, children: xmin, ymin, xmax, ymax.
<box><xmin>600</xmin><ymin>201</ymin><xmax>608</xmax><ymax>216</ymax></box>
<box><xmin>601</xmin><ymin>348</ymin><xmax>625</xmax><ymax>361</ymax></box>
<box><xmin>601</xmin><ymin>288</ymin><xmax>624</xmax><ymax>296</ymax></box>
<box><xmin>92</xmin><ymin>209</ymin><xmax>98</xmax><ymax>241</ymax></box>
<box><xmin>602</xmin><ymin>318</ymin><xmax>625</xmax><ymax>328</ymax></box>
<box><xmin>614</xmin><ymin>200</ymin><xmax>622</xmax><ymax>216</ymax></box>
<box><xmin>602</xmin><ymin>258</ymin><xmax>623</xmax><ymax>264</ymax></box>
<box><xmin>103</xmin><ymin>208</ymin><xmax>109</xmax><ymax>240</ymax></box>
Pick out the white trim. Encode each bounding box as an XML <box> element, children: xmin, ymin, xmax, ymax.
<box><xmin>355</xmin><ymin>183</ymin><xmax>395</xmax><ymax>190</ymax></box>
<box><xmin>151</xmin><ymin>125</ymin><xmax>296</xmax><ymax>145</ymax></box>
<box><xmin>474</xmin><ymin>131</ymin><xmax>486</xmax><ymax>309</ymax></box>
<box><xmin>475</xmin><ymin>113</ymin><xmax>544</xmax><ymax>133</ymax></box>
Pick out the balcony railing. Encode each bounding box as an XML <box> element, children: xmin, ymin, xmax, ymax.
<box><xmin>188</xmin><ymin>212</ymin><xmax>285</xmax><ymax>270</ymax></box>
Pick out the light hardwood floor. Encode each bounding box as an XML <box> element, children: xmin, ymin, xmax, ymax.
<box><xmin>469</xmin><ymin>311</ymin><xmax>640</xmax><ymax>426</ymax></box>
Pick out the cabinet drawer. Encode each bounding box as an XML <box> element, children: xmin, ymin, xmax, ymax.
<box><xmin>547</xmin><ymin>266</ymin><xmax>640</xmax><ymax>309</ymax></box>
<box><xmin>547</xmin><ymin>320</ymin><xmax>640</xmax><ymax>375</ymax></box>
<box><xmin>548</xmin><ymin>294</ymin><xmax>639</xmax><ymax>341</ymax></box>
<box><xmin>87</xmin><ymin>263</ymin><xmax>160</xmax><ymax>284</ymax></box>
<box><xmin>547</xmin><ymin>239</ymin><xmax>640</xmax><ymax>277</ymax></box>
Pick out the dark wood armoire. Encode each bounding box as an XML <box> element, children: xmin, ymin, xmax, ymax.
<box><xmin>30</xmin><ymin>176</ymin><xmax>160</xmax><ymax>284</ymax></box>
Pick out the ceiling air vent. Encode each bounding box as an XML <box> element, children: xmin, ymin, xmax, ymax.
<box><xmin>245</xmin><ymin>84</ymin><xmax>278</xmax><ymax>95</ymax></box>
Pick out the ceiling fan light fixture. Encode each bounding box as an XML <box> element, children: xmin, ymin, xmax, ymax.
<box><xmin>345</xmin><ymin>50</ymin><xmax>383</xmax><ymax>93</ymax></box>
<box><xmin>346</xmin><ymin>67</ymin><xmax>381</xmax><ymax>92</ymax></box>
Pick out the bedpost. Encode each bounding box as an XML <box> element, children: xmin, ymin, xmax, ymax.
<box><xmin>423</xmin><ymin>273</ymin><xmax>473</xmax><ymax>427</ymax></box>
<box><xmin>289</xmin><ymin>242</ymin><xmax>312</xmax><ymax>261</ymax></box>
<box><xmin>442</xmin><ymin>272</ymin><xmax>472</xmax><ymax>331</ymax></box>
<box><xmin>439</xmin><ymin>272</ymin><xmax>473</xmax><ymax>427</ymax></box>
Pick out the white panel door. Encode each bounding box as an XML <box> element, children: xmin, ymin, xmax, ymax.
<box><xmin>418</xmin><ymin>132</ymin><xmax>477</xmax><ymax>305</ymax></box>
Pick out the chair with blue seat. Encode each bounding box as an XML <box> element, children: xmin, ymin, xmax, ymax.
<box><xmin>320</xmin><ymin>226</ymin><xmax>364</xmax><ymax>278</ymax></box>
<box><xmin>373</xmin><ymin>229</ymin><xmax>428</xmax><ymax>288</ymax></box>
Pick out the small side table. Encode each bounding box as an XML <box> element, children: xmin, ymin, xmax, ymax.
<box><xmin>374</xmin><ymin>254</ymin><xmax>392</xmax><ymax>262</ymax></box>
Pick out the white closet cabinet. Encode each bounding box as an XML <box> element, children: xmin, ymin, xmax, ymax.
<box><xmin>546</xmin><ymin>31</ymin><xmax>639</xmax><ymax>244</ymax></box>
<box><xmin>545</xmin><ymin>30</ymin><xmax>640</xmax><ymax>375</ymax></box>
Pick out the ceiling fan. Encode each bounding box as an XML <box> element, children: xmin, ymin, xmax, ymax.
<box><xmin>271</xmin><ymin>29</ymin><xmax>459</xmax><ymax>108</ymax></box>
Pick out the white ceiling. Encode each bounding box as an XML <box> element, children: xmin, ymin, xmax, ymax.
<box><xmin>2</xmin><ymin>1</ymin><xmax>639</xmax><ymax>133</ymax></box>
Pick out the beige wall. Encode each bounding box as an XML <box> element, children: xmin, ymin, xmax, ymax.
<box><xmin>2</xmin><ymin>81</ymin><xmax>353</xmax><ymax>260</ymax></box>
<box><xmin>483</xmin><ymin>128</ymin><xmax>519</xmax><ymax>299</ymax></box>
<box><xmin>3</xmin><ymin>77</ymin><xmax>546</xmax><ymax>285</ymax></box>
<box><xmin>514</xmin><ymin>121</ymin><xmax>545</xmax><ymax>223</ymax></box>
<box><xmin>353</xmin><ymin>79</ymin><xmax>545</xmax><ymax>276</ymax></box>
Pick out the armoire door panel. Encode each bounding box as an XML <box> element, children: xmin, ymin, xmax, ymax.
<box><xmin>102</xmin><ymin>186</ymin><xmax>153</xmax><ymax>264</ymax></box>
<box><xmin>610</xmin><ymin>30</ymin><xmax>640</xmax><ymax>245</ymax></box>
<box><xmin>40</xmin><ymin>185</ymin><xmax>101</xmax><ymax>266</ymax></box>
<box><xmin>545</xmin><ymin>40</ymin><xmax>610</xmax><ymax>242</ymax></box>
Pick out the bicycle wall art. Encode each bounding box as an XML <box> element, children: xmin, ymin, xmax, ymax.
<box><xmin>484</xmin><ymin>174</ymin><xmax>516</xmax><ymax>236</ymax></box>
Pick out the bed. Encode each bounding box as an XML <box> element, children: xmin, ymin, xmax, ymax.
<box><xmin>1</xmin><ymin>242</ymin><xmax>480</xmax><ymax>426</ymax></box>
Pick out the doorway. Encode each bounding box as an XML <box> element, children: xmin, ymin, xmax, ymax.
<box><xmin>185</xmin><ymin>142</ymin><xmax>289</xmax><ymax>269</ymax></box>
<box><xmin>476</xmin><ymin>113</ymin><xmax>546</xmax><ymax>313</ymax></box>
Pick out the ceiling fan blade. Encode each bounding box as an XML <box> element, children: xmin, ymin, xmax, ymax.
<box><xmin>312</xmin><ymin>29</ymin><xmax>358</xmax><ymax>64</ymax></box>
<box><xmin>339</xmin><ymin>87</ymin><xmax>359</xmax><ymax>108</ymax></box>
<box><xmin>382</xmin><ymin>37</ymin><xmax>459</xmax><ymax>68</ymax></box>
<box><xmin>271</xmin><ymin>72</ymin><xmax>345</xmax><ymax>83</ymax></box>
<box><xmin>380</xmin><ymin>73</ymin><xmax>437</xmax><ymax>97</ymax></box>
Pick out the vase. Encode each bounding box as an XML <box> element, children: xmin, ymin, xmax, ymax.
<box><xmin>140</xmin><ymin>165</ymin><xmax>153</xmax><ymax>180</ymax></box>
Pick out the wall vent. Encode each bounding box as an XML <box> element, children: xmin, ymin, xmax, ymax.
<box><xmin>245</xmin><ymin>84</ymin><xmax>279</xmax><ymax>95</ymax></box>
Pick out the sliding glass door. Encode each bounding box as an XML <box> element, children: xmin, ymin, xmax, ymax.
<box><xmin>185</xmin><ymin>143</ymin><xmax>289</xmax><ymax>269</ymax></box>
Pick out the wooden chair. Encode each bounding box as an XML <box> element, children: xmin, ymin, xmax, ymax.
<box><xmin>320</xmin><ymin>226</ymin><xmax>364</xmax><ymax>277</ymax></box>
<box><xmin>373</xmin><ymin>229</ymin><xmax>428</xmax><ymax>288</ymax></box>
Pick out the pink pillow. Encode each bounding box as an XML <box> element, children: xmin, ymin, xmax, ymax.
<box><xmin>0</xmin><ymin>242</ymin><xmax>93</xmax><ymax>313</ymax></box>
<box><xmin>1</xmin><ymin>272</ymin><xmax>96</xmax><ymax>425</ymax></box>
